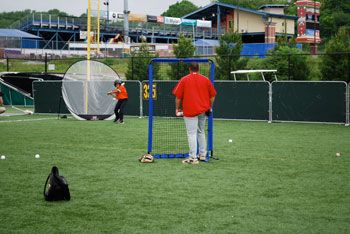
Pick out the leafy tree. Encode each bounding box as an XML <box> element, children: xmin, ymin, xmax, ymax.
<box><xmin>218</xmin><ymin>0</ymin><xmax>295</xmax><ymax>13</ymax></box>
<box><xmin>161</xmin><ymin>0</ymin><xmax>198</xmax><ymax>17</ymax></box>
<box><xmin>47</xmin><ymin>9</ymin><xmax>69</xmax><ymax>17</ymax></box>
<box><xmin>215</xmin><ymin>31</ymin><xmax>243</xmax><ymax>80</ymax></box>
<box><xmin>0</xmin><ymin>9</ymin><xmax>75</xmax><ymax>28</ymax></box>
<box><xmin>0</xmin><ymin>9</ymin><xmax>33</xmax><ymax>28</ymax></box>
<box><xmin>126</xmin><ymin>43</ymin><xmax>160</xmax><ymax>81</ymax></box>
<box><xmin>265</xmin><ymin>45</ymin><xmax>310</xmax><ymax>80</ymax></box>
<box><xmin>320</xmin><ymin>26</ymin><xmax>350</xmax><ymax>81</ymax></box>
<box><xmin>320</xmin><ymin>0</ymin><xmax>350</xmax><ymax>41</ymax></box>
<box><xmin>168</xmin><ymin>34</ymin><xmax>196</xmax><ymax>80</ymax></box>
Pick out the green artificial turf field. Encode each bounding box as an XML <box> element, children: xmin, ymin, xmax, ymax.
<box><xmin>0</xmin><ymin>115</ymin><xmax>349</xmax><ymax>233</ymax></box>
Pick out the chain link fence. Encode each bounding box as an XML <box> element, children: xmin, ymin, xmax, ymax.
<box><xmin>0</xmin><ymin>53</ymin><xmax>349</xmax><ymax>82</ymax></box>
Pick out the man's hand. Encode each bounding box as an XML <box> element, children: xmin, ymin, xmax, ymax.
<box><xmin>205</xmin><ymin>108</ymin><xmax>212</xmax><ymax>117</ymax></box>
<box><xmin>176</xmin><ymin>109</ymin><xmax>183</xmax><ymax>117</ymax></box>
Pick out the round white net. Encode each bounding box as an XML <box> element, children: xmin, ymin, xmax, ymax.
<box><xmin>62</xmin><ymin>60</ymin><xmax>120</xmax><ymax>120</ymax></box>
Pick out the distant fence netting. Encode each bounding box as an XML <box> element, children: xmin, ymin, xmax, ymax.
<box><xmin>214</xmin><ymin>81</ymin><xmax>270</xmax><ymax>120</ymax></box>
<box><xmin>272</xmin><ymin>81</ymin><xmax>347</xmax><ymax>123</ymax></box>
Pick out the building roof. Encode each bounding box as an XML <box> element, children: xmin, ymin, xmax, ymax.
<box><xmin>259</xmin><ymin>4</ymin><xmax>289</xmax><ymax>10</ymax></box>
<box><xmin>0</xmin><ymin>29</ymin><xmax>41</xmax><ymax>39</ymax></box>
<box><xmin>183</xmin><ymin>2</ymin><xmax>297</xmax><ymax>21</ymax></box>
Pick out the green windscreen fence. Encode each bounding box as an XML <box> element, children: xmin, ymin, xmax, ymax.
<box><xmin>123</xmin><ymin>81</ymin><xmax>142</xmax><ymax>116</ymax></box>
<box><xmin>33</xmin><ymin>81</ymin><xmax>69</xmax><ymax>114</ymax></box>
<box><xmin>33</xmin><ymin>80</ymin><xmax>142</xmax><ymax>116</ymax></box>
<box><xmin>214</xmin><ymin>81</ymin><xmax>270</xmax><ymax>120</ymax></box>
<box><xmin>142</xmin><ymin>81</ymin><xmax>177</xmax><ymax>117</ymax></box>
<box><xmin>272</xmin><ymin>81</ymin><xmax>347</xmax><ymax>123</ymax></box>
<box><xmin>0</xmin><ymin>83</ymin><xmax>33</xmax><ymax>106</ymax></box>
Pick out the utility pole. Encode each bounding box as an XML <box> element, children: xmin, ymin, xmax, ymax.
<box><xmin>124</xmin><ymin>0</ymin><xmax>130</xmax><ymax>42</ymax></box>
<box><xmin>103</xmin><ymin>0</ymin><xmax>109</xmax><ymax>28</ymax></box>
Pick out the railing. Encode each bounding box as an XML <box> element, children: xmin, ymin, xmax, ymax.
<box><xmin>8</xmin><ymin>13</ymin><xmax>220</xmax><ymax>39</ymax></box>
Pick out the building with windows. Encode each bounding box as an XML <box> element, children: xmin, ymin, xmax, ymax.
<box><xmin>183</xmin><ymin>2</ymin><xmax>297</xmax><ymax>43</ymax></box>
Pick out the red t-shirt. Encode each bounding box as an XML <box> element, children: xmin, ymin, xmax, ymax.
<box><xmin>172</xmin><ymin>72</ymin><xmax>216</xmax><ymax>117</ymax></box>
<box><xmin>112</xmin><ymin>85</ymin><xmax>128</xmax><ymax>100</ymax></box>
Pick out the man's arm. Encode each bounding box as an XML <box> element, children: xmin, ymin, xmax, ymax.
<box><xmin>175</xmin><ymin>97</ymin><xmax>182</xmax><ymax>115</ymax></box>
<box><xmin>210</xmin><ymin>96</ymin><xmax>215</xmax><ymax>108</ymax></box>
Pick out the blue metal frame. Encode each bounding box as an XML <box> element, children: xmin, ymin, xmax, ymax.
<box><xmin>207</xmin><ymin>61</ymin><xmax>215</xmax><ymax>161</ymax></box>
<box><xmin>147</xmin><ymin>58</ymin><xmax>215</xmax><ymax>161</ymax></box>
<box><xmin>147</xmin><ymin>63</ymin><xmax>153</xmax><ymax>154</ymax></box>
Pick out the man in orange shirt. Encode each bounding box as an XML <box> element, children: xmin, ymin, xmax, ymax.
<box><xmin>107</xmin><ymin>79</ymin><xmax>128</xmax><ymax>124</ymax></box>
<box><xmin>173</xmin><ymin>62</ymin><xmax>216</xmax><ymax>164</ymax></box>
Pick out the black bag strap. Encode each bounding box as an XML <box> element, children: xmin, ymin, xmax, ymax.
<box><xmin>43</xmin><ymin>173</ymin><xmax>51</xmax><ymax>198</ymax></box>
<box><xmin>43</xmin><ymin>166</ymin><xmax>59</xmax><ymax>198</ymax></box>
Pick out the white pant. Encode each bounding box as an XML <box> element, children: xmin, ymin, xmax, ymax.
<box><xmin>184</xmin><ymin>113</ymin><xmax>207</xmax><ymax>159</ymax></box>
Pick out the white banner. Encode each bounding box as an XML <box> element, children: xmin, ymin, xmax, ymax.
<box><xmin>164</xmin><ymin>17</ymin><xmax>181</xmax><ymax>25</ymax></box>
<box><xmin>196</xmin><ymin>20</ymin><xmax>212</xmax><ymax>28</ymax></box>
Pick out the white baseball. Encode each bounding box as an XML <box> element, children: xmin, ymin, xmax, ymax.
<box><xmin>35</xmin><ymin>154</ymin><xmax>40</xmax><ymax>159</ymax></box>
<box><xmin>336</xmin><ymin>152</ymin><xmax>341</xmax><ymax>157</ymax></box>
<box><xmin>228</xmin><ymin>139</ymin><xmax>233</xmax><ymax>143</ymax></box>
<box><xmin>1</xmin><ymin>155</ymin><xmax>5</xmax><ymax>160</ymax></box>
<box><xmin>176</xmin><ymin>112</ymin><xmax>183</xmax><ymax>117</ymax></box>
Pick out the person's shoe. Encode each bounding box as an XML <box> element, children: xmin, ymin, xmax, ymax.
<box><xmin>113</xmin><ymin>119</ymin><xmax>118</xmax><ymax>122</ymax></box>
<box><xmin>182</xmin><ymin>158</ymin><xmax>199</xmax><ymax>164</ymax></box>
<box><xmin>119</xmin><ymin>120</ymin><xmax>125</xmax><ymax>124</ymax></box>
<box><xmin>199</xmin><ymin>155</ymin><xmax>207</xmax><ymax>161</ymax></box>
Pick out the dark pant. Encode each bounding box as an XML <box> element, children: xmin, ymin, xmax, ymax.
<box><xmin>114</xmin><ymin>99</ymin><xmax>128</xmax><ymax>122</ymax></box>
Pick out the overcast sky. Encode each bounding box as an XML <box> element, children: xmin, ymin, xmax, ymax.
<box><xmin>0</xmin><ymin>0</ymin><xmax>212</xmax><ymax>16</ymax></box>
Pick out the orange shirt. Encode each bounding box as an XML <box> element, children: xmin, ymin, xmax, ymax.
<box><xmin>173</xmin><ymin>72</ymin><xmax>216</xmax><ymax>117</ymax></box>
<box><xmin>113</xmin><ymin>85</ymin><xmax>128</xmax><ymax>100</ymax></box>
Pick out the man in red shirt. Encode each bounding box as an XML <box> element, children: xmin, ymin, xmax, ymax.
<box><xmin>107</xmin><ymin>79</ymin><xmax>128</xmax><ymax>124</ymax></box>
<box><xmin>172</xmin><ymin>62</ymin><xmax>216</xmax><ymax>164</ymax></box>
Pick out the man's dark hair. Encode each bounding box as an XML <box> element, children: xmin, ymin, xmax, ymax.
<box><xmin>189</xmin><ymin>62</ymin><xmax>199</xmax><ymax>72</ymax></box>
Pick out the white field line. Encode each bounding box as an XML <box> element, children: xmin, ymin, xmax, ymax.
<box><xmin>0</xmin><ymin>117</ymin><xmax>57</xmax><ymax>123</ymax></box>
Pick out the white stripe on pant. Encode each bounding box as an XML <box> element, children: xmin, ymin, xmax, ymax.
<box><xmin>184</xmin><ymin>113</ymin><xmax>207</xmax><ymax>159</ymax></box>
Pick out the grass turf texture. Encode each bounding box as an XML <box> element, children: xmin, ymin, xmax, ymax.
<box><xmin>0</xmin><ymin>115</ymin><xmax>349</xmax><ymax>233</ymax></box>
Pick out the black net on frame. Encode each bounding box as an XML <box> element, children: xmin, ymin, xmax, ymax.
<box><xmin>148</xmin><ymin>60</ymin><xmax>211</xmax><ymax>158</ymax></box>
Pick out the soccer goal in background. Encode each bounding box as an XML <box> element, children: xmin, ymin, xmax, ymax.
<box><xmin>146</xmin><ymin>58</ymin><xmax>215</xmax><ymax>161</ymax></box>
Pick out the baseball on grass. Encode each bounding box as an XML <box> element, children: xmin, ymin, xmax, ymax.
<box><xmin>35</xmin><ymin>154</ymin><xmax>40</xmax><ymax>159</ymax></box>
<box><xmin>1</xmin><ymin>155</ymin><xmax>6</xmax><ymax>160</ymax></box>
<box><xmin>336</xmin><ymin>152</ymin><xmax>341</xmax><ymax>157</ymax></box>
<box><xmin>228</xmin><ymin>139</ymin><xmax>233</xmax><ymax>143</ymax></box>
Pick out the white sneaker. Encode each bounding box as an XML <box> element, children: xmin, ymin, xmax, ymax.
<box><xmin>199</xmin><ymin>155</ymin><xmax>207</xmax><ymax>161</ymax></box>
<box><xmin>182</xmin><ymin>158</ymin><xmax>199</xmax><ymax>164</ymax></box>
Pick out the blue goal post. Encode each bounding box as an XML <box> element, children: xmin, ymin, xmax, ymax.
<box><xmin>147</xmin><ymin>58</ymin><xmax>215</xmax><ymax>161</ymax></box>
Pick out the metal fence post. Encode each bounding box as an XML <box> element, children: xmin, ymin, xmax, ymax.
<box><xmin>6</xmin><ymin>57</ymin><xmax>9</xmax><ymax>72</ymax></box>
<box><xmin>269</xmin><ymin>82</ymin><xmax>273</xmax><ymax>123</ymax></box>
<box><xmin>44</xmin><ymin>53</ymin><xmax>48</xmax><ymax>74</ymax></box>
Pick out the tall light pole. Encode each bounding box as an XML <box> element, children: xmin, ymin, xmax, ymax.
<box><xmin>103</xmin><ymin>0</ymin><xmax>109</xmax><ymax>28</ymax></box>
<box><xmin>124</xmin><ymin>0</ymin><xmax>129</xmax><ymax>41</ymax></box>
